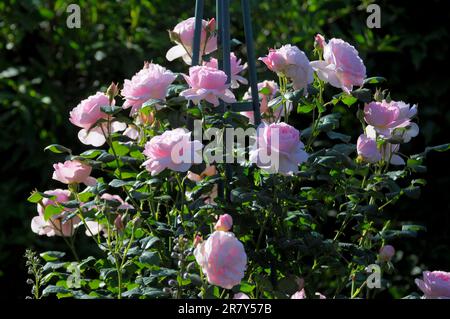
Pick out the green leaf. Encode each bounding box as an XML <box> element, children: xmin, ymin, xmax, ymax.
<box><xmin>100</xmin><ymin>104</ymin><xmax>122</xmax><ymax>115</ymax></box>
<box><xmin>140</xmin><ymin>236</ymin><xmax>160</xmax><ymax>250</ymax></box>
<box><xmin>40</xmin><ymin>251</ymin><xmax>66</xmax><ymax>262</ymax></box>
<box><xmin>341</xmin><ymin>94</ymin><xmax>358</xmax><ymax>107</ymax></box>
<box><xmin>109</xmin><ymin>179</ymin><xmax>134</xmax><ymax>188</ymax></box>
<box><xmin>186</xmin><ymin>107</ymin><xmax>202</xmax><ymax>119</ymax></box>
<box><xmin>351</xmin><ymin>88</ymin><xmax>372</xmax><ymax>103</ymax></box>
<box><xmin>259</xmin><ymin>87</ymin><xmax>271</xmax><ymax>95</ymax></box>
<box><xmin>27</xmin><ymin>191</ymin><xmax>43</xmax><ymax>203</ymax></box>
<box><xmin>44</xmin><ymin>144</ymin><xmax>72</xmax><ymax>154</ymax></box>
<box><xmin>326</xmin><ymin>131</ymin><xmax>351</xmax><ymax>143</ymax></box>
<box><xmin>142</xmin><ymin>98</ymin><xmax>163</xmax><ymax>108</ymax></box>
<box><xmin>80</xmin><ymin>149</ymin><xmax>104</xmax><ymax>159</ymax></box>
<box><xmin>42</xmin><ymin>285</ymin><xmax>71</xmax><ymax>297</ymax></box>
<box><xmin>44</xmin><ymin>205</ymin><xmax>64</xmax><ymax>221</ymax></box>
<box><xmin>97</xmin><ymin>152</ymin><xmax>116</xmax><ymax>163</ymax></box>
<box><xmin>297</xmin><ymin>103</ymin><xmax>314</xmax><ymax>114</ymax></box>
<box><xmin>139</xmin><ymin>251</ymin><xmax>161</xmax><ymax>266</ymax></box>
<box><xmin>402</xmin><ymin>224</ymin><xmax>426</xmax><ymax>233</ymax></box>
<box><xmin>363</xmin><ymin>77</ymin><xmax>387</xmax><ymax>84</ymax></box>
<box><xmin>425</xmin><ymin>143</ymin><xmax>450</xmax><ymax>154</ymax></box>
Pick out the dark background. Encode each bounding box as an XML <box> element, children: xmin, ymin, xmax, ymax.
<box><xmin>0</xmin><ymin>0</ymin><xmax>449</xmax><ymax>298</ymax></box>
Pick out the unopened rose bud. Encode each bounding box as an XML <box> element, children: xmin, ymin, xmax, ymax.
<box><xmin>374</xmin><ymin>88</ymin><xmax>384</xmax><ymax>102</ymax></box>
<box><xmin>379</xmin><ymin>245</ymin><xmax>395</xmax><ymax>262</ymax></box>
<box><xmin>314</xmin><ymin>34</ymin><xmax>325</xmax><ymax>50</ymax></box>
<box><xmin>106</xmin><ymin>82</ymin><xmax>119</xmax><ymax>102</ymax></box>
<box><xmin>206</xmin><ymin>18</ymin><xmax>216</xmax><ymax>33</ymax></box>
<box><xmin>214</xmin><ymin>214</ymin><xmax>233</xmax><ymax>232</ymax></box>
<box><xmin>139</xmin><ymin>111</ymin><xmax>154</xmax><ymax>126</ymax></box>
<box><xmin>114</xmin><ymin>214</ymin><xmax>124</xmax><ymax>231</ymax></box>
<box><xmin>193</xmin><ymin>235</ymin><xmax>203</xmax><ymax>247</ymax></box>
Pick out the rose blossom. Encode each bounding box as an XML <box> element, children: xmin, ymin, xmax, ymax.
<box><xmin>259</xmin><ymin>45</ymin><xmax>314</xmax><ymax>93</ymax></box>
<box><xmin>310</xmin><ymin>35</ymin><xmax>366</xmax><ymax>93</ymax></box>
<box><xmin>69</xmin><ymin>92</ymin><xmax>126</xmax><ymax>147</ymax></box>
<box><xmin>52</xmin><ymin>160</ymin><xmax>97</xmax><ymax>186</ymax></box>
<box><xmin>415</xmin><ymin>271</ymin><xmax>450</xmax><ymax>299</ymax></box>
<box><xmin>380</xmin><ymin>142</ymin><xmax>405</xmax><ymax>166</ymax></box>
<box><xmin>142</xmin><ymin>128</ymin><xmax>203</xmax><ymax>176</ymax></box>
<box><xmin>214</xmin><ymin>214</ymin><xmax>233</xmax><ymax>232</ymax></box>
<box><xmin>364</xmin><ymin>100</ymin><xmax>418</xmax><ymax>142</ymax></box>
<box><xmin>249</xmin><ymin>122</ymin><xmax>308</xmax><ymax>175</ymax></box>
<box><xmin>242</xmin><ymin>80</ymin><xmax>292</xmax><ymax>124</ymax></box>
<box><xmin>123</xmin><ymin>111</ymin><xmax>155</xmax><ymax>141</ymax></box>
<box><xmin>166</xmin><ymin>17</ymin><xmax>217</xmax><ymax>65</ymax></box>
<box><xmin>194</xmin><ymin>230</ymin><xmax>247</xmax><ymax>289</ymax></box>
<box><xmin>180</xmin><ymin>66</ymin><xmax>236</xmax><ymax>106</ymax></box>
<box><xmin>31</xmin><ymin>189</ymin><xmax>80</xmax><ymax>237</ymax></box>
<box><xmin>357</xmin><ymin>134</ymin><xmax>382</xmax><ymax>163</ymax></box>
<box><xmin>121</xmin><ymin>62</ymin><xmax>176</xmax><ymax>115</ymax></box>
<box><xmin>203</xmin><ymin>52</ymin><xmax>248</xmax><ymax>88</ymax></box>
<box><xmin>291</xmin><ymin>288</ymin><xmax>307</xmax><ymax>299</ymax></box>
<box><xmin>379</xmin><ymin>245</ymin><xmax>395</xmax><ymax>262</ymax></box>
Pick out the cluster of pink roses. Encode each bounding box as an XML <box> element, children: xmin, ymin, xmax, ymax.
<box><xmin>30</xmin><ymin>15</ymin><xmax>446</xmax><ymax>298</ymax></box>
<box><xmin>357</xmin><ymin>100</ymin><xmax>419</xmax><ymax>165</ymax></box>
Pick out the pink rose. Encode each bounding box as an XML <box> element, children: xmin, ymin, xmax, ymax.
<box><xmin>357</xmin><ymin>134</ymin><xmax>381</xmax><ymax>163</ymax></box>
<box><xmin>142</xmin><ymin>128</ymin><xmax>203</xmax><ymax>176</ymax></box>
<box><xmin>365</xmin><ymin>100</ymin><xmax>418</xmax><ymax>142</ymax></box>
<box><xmin>69</xmin><ymin>92</ymin><xmax>126</xmax><ymax>147</ymax></box>
<box><xmin>242</xmin><ymin>80</ymin><xmax>291</xmax><ymax>124</ymax></box>
<box><xmin>233</xmin><ymin>293</ymin><xmax>250</xmax><ymax>299</ymax></box>
<box><xmin>379</xmin><ymin>245</ymin><xmax>395</xmax><ymax>262</ymax></box>
<box><xmin>31</xmin><ymin>189</ymin><xmax>80</xmax><ymax>237</ymax></box>
<box><xmin>166</xmin><ymin>17</ymin><xmax>217</xmax><ymax>65</ymax></box>
<box><xmin>203</xmin><ymin>53</ymin><xmax>248</xmax><ymax>88</ymax></box>
<box><xmin>121</xmin><ymin>62</ymin><xmax>176</xmax><ymax>115</ymax></box>
<box><xmin>415</xmin><ymin>271</ymin><xmax>450</xmax><ymax>299</ymax></box>
<box><xmin>392</xmin><ymin>101</ymin><xmax>419</xmax><ymax>142</ymax></box>
<box><xmin>249</xmin><ymin>122</ymin><xmax>309</xmax><ymax>175</ymax></box>
<box><xmin>52</xmin><ymin>160</ymin><xmax>97</xmax><ymax>186</ymax></box>
<box><xmin>194</xmin><ymin>230</ymin><xmax>247</xmax><ymax>289</ymax></box>
<box><xmin>291</xmin><ymin>289</ymin><xmax>307</xmax><ymax>299</ymax></box>
<box><xmin>380</xmin><ymin>143</ymin><xmax>405</xmax><ymax>166</ymax></box>
<box><xmin>100</xmin><ymin>193</ymin><xmax>133</xmax><ymax>210</ymax></box>
<box><xmin>180</xmin><ymin>66</ymin><xmax>236</xmax><ymax>106</ymax></box>
<box><xmin>215</xmin><ymin>214</ymin><xmax>233</xmax><ymax>232</ymax></box>
<box><xmin>310</xmin><ymin>35</ymin><xmax>366</xmax><ymax>93</ymax></box>
<box><xmin>259</xmin><ymin>45</ymin><xmax>314</xmax><ymax>93</ymax></box>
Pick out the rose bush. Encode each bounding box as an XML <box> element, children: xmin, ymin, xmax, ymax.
<box><xmin>25</xmin><ymin>17</ymin><xmax>449</xmax><ymax>300</ymax></box>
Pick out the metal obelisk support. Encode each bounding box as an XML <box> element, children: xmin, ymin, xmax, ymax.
<box><xmin>189</xmin><ymin>0</ymin><xmax>261</xmax><ymax>200</ymax></box>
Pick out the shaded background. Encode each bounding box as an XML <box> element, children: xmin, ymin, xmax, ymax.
<box><xmin>0</xmin><ymin>0</ymin><xmax>449</xmax><ymax>298</ymax></box>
